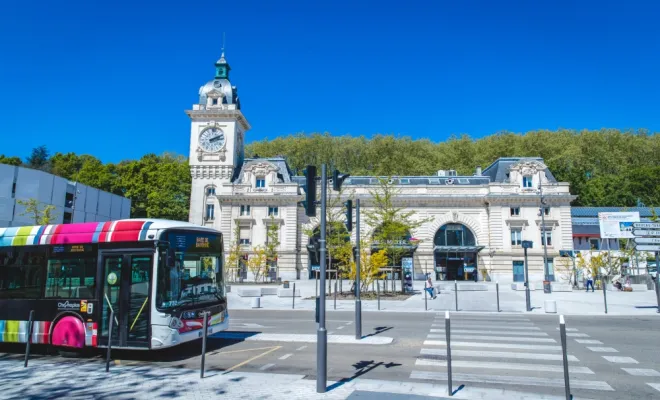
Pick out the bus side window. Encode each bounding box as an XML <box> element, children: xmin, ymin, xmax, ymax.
<box><xmin>45</xmin><ymin>256</ymin><xmax>97</xmax><ymax>299</ymax></box>
<box><xmin>0</xmin><ymin>249</ymin><xmax>45</xmax><ymax>299</ymax></box>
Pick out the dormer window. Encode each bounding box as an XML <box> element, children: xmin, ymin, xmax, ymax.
<box><xmin>256</xmin><ymin>177</ymin><xmax>266</xmax><ymax>188</ymax></box>
<box><xmin>212</xmin><ymin>98</ymin><xmax>218</xmax><ymax>105</ymax></box>
<box><xmin>522</xmin><ymin>176</ymin><xmax>533</xmax><ymax>188</ymax></box>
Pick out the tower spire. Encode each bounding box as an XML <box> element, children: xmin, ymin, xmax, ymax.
<box><xmin>215</xmin><ymin>32</ymin><xmax>230</xmax><ymax>79</ymax></box>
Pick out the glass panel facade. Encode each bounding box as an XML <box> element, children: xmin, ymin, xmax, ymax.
<box><xmin>434</xmin><ymin>224</ymin><xmax>476</xmax><ymax>247</ymax></box>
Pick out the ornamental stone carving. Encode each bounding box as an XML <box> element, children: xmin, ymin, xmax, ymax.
<box><xmin>509</xmin><ymin>159</ymin><xmax>547</xmax><ymax>176</ymax></box>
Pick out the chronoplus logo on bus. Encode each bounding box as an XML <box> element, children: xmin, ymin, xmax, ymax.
<box><xmin>57</xmin><ymin>301</ymin><xmax>81</xmax><ymax>310</ymax></box>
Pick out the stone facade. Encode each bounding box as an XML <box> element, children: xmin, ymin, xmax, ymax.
<box><xmin>187</xmin><ymin>54</ymin><xmax>577</xmax><ymax>283</ymax></box>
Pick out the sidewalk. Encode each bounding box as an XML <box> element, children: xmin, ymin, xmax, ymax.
<box><xmin>0</xmin><ymin>358</ymin><xmax>596</xmax><ymax>400</ymax></box>
<box><xmin>227</xmin><ymin>280</ymin><xmax>660</xmax><ymax>316</ymax></box>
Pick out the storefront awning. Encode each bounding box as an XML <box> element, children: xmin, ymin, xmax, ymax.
<box><xmin>434</xmin><ymin>245</ymin><xmax>485</xmax><ymax>253</ymax></box>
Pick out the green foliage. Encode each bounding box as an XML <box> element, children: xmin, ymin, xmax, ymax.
<box><xmin>246</xmin><ymin>129</ymin><xmax>660</xmax><ymax>207</ymax></box>
<box><xmin>0</xmin><ymin>155</ymin><xmax>22</xmax><ymax>166</ymax></box>
<box><xmin>25</xmin><ymin>145</ymin><xmax>50</xmax><ymax>171</ymax></box>
<box><xmin>265</xmin><ymin>216</ymin><xmax>281</xmax><ymax>266</ymax></box>
<box><xmin>17</xmin><ymin>198</ymin><xmax>57</xmax><ymax>225</ymax></box>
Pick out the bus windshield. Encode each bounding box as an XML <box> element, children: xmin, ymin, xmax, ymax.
<box><xmin>156</xmin><ymin>231</ymin><xmax>224</xmax><ymax>310</ymax></box>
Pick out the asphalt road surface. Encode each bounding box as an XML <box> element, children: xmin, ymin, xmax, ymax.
<box><xmin>1</xmin><ymin>310</ymin><xmax>658</xmax><ymax>399</ymax></box>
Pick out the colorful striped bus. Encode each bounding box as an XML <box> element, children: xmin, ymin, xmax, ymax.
<box><xmin>0</xmin><ymin>219</ymin><xmax>228</xmax><ymax>353</ymax></box>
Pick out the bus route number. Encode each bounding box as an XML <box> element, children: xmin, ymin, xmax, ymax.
<box><xmin>196</xmin><ymin>237</ymin><xmax>210</xmax><ymax>248</ymax></box>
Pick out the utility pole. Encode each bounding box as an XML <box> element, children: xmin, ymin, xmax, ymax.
<box><xmin>316</xmin><ymin>164</ymin><xmax>327</xmax><ymax>393</ymax></box>
<box><xmin>539</xmin><ymin>171</ymin><xmax>551</xmax><ymax>293</ymax></box>
<box><xmin>355</xmin><ymin>199</ymin><xmax>362</xmax><ymax>339</ymax></box>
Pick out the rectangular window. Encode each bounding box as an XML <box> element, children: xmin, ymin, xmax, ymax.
<box><xmin>512</xmin><ymin>261</ymin><xmax>525</xmax><ymax>282</ymax></box>
<box><xmin>547</xmin><ymin>258</ymin><xmax>555</xmax><ymax>281</ymax></box>
<box><xmin>589</xmin><ymin>238</ymin><xmax>600</xmax><ymax>250</ymax></box>
<box><xmin>523</xmin><ymin>176</ymin><xmax>533</xmax><ymax>188</ymax></box>
<box><xmin>543</xmin><ymin>207</ymin><xmax>550</xmax><ymax>216</ymax></box>
<box><xmin>541</xmin><ymin>229</ymin><xmax>553</xmax><ymax>246</ymax></box>
<box><xmin>212</xmin><ymin>98</ymin><xmax>218</xmax><ymax>105</ymax></box>
<box><xmin>63</xmin><ymin>212</ymin><xmax>72</xmax><ymax>224</ymax></box>
<box><xmin>239</xmin><ymin>228</ymin><xmax>251</xmax><ymax>246</ymax></box>
<box><xmin>206</xmin><ymin>204</ymin><xmax>215</xmax><ymax>220</ymax></box>
<box><xmin>511</xmin><ymin>228</ymin><xmax>522</xmax><ymax>246</ymax></box>
<box><xmin>45</xmin><ymin>256</ymin><xmax>97</xmax><ymax>299</ymax></box>
<box><xmin>206</xmin><ymin>187</ymin><xmax>216</xmax><ymax>196</ymax></box>
<box><xmin>268</xmin><ymin>206</ymin><xmax>279</xmax><ymax>217</ymax></box>
<box><xmin>256</xmin><ymin>178</ymin><xmax>266</xmax><ymax>188</ymax></box>
<box><xmin>510</xmin><ymin>207</ymin><xmax>520</xmax><ymax>216</ymax></box>
<box><xmin>0</xmin><ymin>249</ymin><xmax>46</xmax><ymax>299</ymax></box>
<box><xmin>65</xmin><ymin>192</ymin><xmax>74</xmax><ymax>208</ymax></box>
<box><xmin>240</xmin><ymin>205</ymin><xmax>251</xmax><ymax>216</ymax></box>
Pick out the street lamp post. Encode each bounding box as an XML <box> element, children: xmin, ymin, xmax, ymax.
<box><xmin>316</xmin><ymin>164</ymin><xmax>328</xmax><ymax>393</ymax></box>
<box><xmin>539</xmin><ymin>171</ymin><xmax>551</xmax><ymax>293</ymax></box>
<box><xmin>355</xmin><ymin>199</ymin><xmax>362</xmax><ymax>339</ymax></box>
<box><xmin>522</xmin><ymin>240</ymin><xmax>533</xmax><ymax>311</ymax></box>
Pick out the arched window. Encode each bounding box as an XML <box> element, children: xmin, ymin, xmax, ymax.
<box><xmin>434</xmin><ymin>223</ymin><xmax>476</xmax><ymax>247</ymax></box>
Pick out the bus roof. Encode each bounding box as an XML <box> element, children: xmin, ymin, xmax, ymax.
<box><xmin>0</xmin><ymin>219</ymin><xmax>219</xmax><ymax>247</ymax></box>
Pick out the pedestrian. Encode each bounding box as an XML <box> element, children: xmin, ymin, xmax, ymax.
<box><xmin>584</xmin><ymin>267</ymin><xmax>594</xmax><ymax>292</ymax></box>
<box><xmin>425</xmin><ymin>274</ymin><xmax>437</xmax><ymax>299</ymax></box>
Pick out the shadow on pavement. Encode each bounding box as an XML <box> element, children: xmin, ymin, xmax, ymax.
<box><xmin>326</xmin><ymin>360</ymin><xmax>403</xmax><ymax>392</ymax></box>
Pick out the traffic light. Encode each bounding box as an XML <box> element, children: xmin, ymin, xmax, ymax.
<box><xmin>344</xmin><ymin>200</ymin><xmax>353</xmax><ymax>232</ymax></box>
<box><xmin>332</xmin><ymin>169</ymin><xmax>350</xmax><ymax>191</ymax></box>
<box><xmin>303</xmin><ymin>165</ymin><xmax>317</xmax><ymax>217</ymax></box>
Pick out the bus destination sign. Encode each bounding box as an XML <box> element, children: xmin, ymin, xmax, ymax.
<box><xmin>53</xmin><ymin>244</ymin><xmax>93</xmax><ymax>253</ymax></box>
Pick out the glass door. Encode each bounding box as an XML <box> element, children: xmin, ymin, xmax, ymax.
<box><xmin>100</xmin><ymin>253</ymin><xmax>152</xmax><ymax>348</ymax></box>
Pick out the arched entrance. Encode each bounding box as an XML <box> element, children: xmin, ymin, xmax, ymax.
<box><xmin>433</xmin><ymin>223</ymin><xmax>484</xmax><ymax>281</ymax></box>
<box><xmin>307</xmin><ymin>223</ymin><xmax>349</xmax><ymax>279</ymax></box>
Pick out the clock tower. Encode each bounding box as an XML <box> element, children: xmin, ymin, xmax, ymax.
<box><xmin>186</xmin><ymin>52</ymin><xmax>251</xmax><ymax>225</ymax></box>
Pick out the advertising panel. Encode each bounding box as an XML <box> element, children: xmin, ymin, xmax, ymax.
<box><xmin>598</xmin><ymin>212</ymin><xmax>640</xmax><ymax>239</ymax></box>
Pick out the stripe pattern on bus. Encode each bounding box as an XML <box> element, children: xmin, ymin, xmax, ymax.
<box><xmin>0</xmin><ymin>220</ymin><xmax>158</xmax><ymax>247</ymax></box>
<box><xmin>0</xmin><ymin>320</ymin><xmax>98</xmax><ymax>347</ymax></box>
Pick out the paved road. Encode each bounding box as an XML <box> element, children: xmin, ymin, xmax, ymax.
<box><xmin>1</xmin><ymin>310</ymin><xmax>658</xmax><ymax>399</ymax></box>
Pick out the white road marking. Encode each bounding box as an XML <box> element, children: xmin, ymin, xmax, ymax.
<box><xmin>328</xmin><ymin>331</ymin><xmax>335</xmax><ymax>335</ymax></box>
<box><xmin>436</xmin><ymin>317</ymin><xmax>531</xmax><ymax>323</ymax></box>
<box><xmin>420</xmin><ymin>348</ymin><xmax>579</xmax><ymax>362</ymax></box>
<box><xmin>278</xmin><ymin>353</ymin><xmax>293</xmax><ymax>360</ymax></box>
<box><xmin>415</xmin><ymin>359</ymin><xmax>594</xmax><ymax>374</ymax></box>
<box><xmin>296</xmin><ymin>345</ymin><xmax>307</xmax><ymax>351</ymax></box>
<box><xmin>337</xmin><ymin>326</ymin><xmax>345</xmax><ymax>330</ymax></box>
<box><xmin>410</xmin><ymin>371</ymin><xmax>613</xmax><ymax>391</ymax></box>
<box><xmin>556</xmin><ymin>327</ymin><xmax>579</xmax><ymax>332</ymax></box>
<box><xmin>430</xmin><ymin>328</ymin><xmax>548</xmax><ymax>337</ymax></box>
<box><xmin>587</xmin><ymin>347</ymin><xmax>618</xmax><ymax>353</ymax></box>
<box><xmin>345</xmin><ymin>321</ymin><xmax>353</xmax><ymax>325</ymax></box>
<box><xmin>431</xmin><ymin>324</ymin><xmax>540</xmax><ymax>331</ymax></box>
<box><xmin>424</xmin><ymin>340</ymin><xmax>562</xmax><ymax>351</ymax></box>
<box><xmin>229</xmin><ymin>333</ymin><xmax>392</xmax><ymax>345</ymax></box>
<box><xmin>602</xmin><ymin>356</ymin><xmax>638</xmax><ymax>364</ymax></box>
<box><xmin>575</xmin><ymin>339</ymin><xmax>603</xmax><ymax>344</ymax></box>
<box><xmin>259</xmin><ymin>363</ymin><xmax>275</xmax><ymax>371</ymax></box>
<box><xmin>647</xmin><ymin>383</ymin><xmax>660</xmax><ymax>393</ymax></box>
<box><xmin>427</xmin><ymin>334</ymin><xmax>556</xmax><ymax>343</ymax></box>
<box><xmin>622</xmin><ymin>368</ymin><xmax>660</xmax><ymax>377</ymax></box>
<box><xmin>567</xmin><ymin>333</ymin><xmax>590</xmax><ymax>337</ymax></box>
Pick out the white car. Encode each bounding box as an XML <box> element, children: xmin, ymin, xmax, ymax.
<box><xmin>648</xmin><ymin>262</ymin><xmax>657</xmax><ymax>280</ymax></box>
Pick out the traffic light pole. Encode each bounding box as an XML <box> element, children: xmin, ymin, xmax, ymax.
<box><xmin>355</xmin><ymin>198</ymin><xmax>362</xmax><ymax>340</ymax></box>
<box><xmin>524</xmin><ymin>244</ymin><xmax>531</xmax><ymax>312</ymax></box>
<box><xmin>316</xmin><ymin>164</ymin><xmax>328</xmax><ymax>393</ymax></box>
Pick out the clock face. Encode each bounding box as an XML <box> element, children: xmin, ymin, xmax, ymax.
<box><xmin>213</xmin><ymin>80</ymin><xmax>222</xmax><ymax>88</ymax></box>
<box><xmin>199</xmin><ymin>127</ymin><xmax>225</xmax><ymax>152</ymax></box>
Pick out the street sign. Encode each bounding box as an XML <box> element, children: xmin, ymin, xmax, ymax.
<box><xmin>634</xmin><ymin>237</ymin><xmax>660</xmax><ymax>244</ymax></box>
<box><xmin>633</xmin><ymin>230</ymin><xmax>660</xmax><ymax>237</ymax></box>
<box><xmin>633</xmin><ymin>222</ymin><xmax>660</xmax><ymax>229</ymax></box>
<box><xmin>312</xmin><ymin>265</ymin><xmax>320</xmax><ymax>271</ymax></box>
<box><xmin>635</xmin><ymin>245</ymin><xmax>660</xmax><ymax>252</ymax></box>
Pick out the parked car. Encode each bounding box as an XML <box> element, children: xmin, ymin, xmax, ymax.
<box><xmin>648</xmin><ymin>262</ymin><xmax>657</xmax><ymax>280</ymax></box>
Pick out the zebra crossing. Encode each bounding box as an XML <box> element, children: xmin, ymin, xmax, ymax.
<box><xmin>411</xmin><ymin>313</ymin><xmax>616</xmax><ymax>394</ymax></box>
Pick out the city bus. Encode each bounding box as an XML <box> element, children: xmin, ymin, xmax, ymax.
<box><xmin>0</xmin><ymin>219</ymin><xmax>228</xmax><ymax>353</ymax></box>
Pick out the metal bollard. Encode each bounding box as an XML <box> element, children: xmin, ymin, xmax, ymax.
<box><xmin>24</xmin><ymin>310</ymin><xmax>34</xmax><ymax>368</ymax></box>
<box><xmin>445</xmin><ymin>311</ymin><xmax>453</xmax><ymax>396</ymax></box>
<box><xmin>454</xmin><ymin>280</ymin><xmax>458</xmax><ymax>311</ymax></box>
<box><xmin>424</xmin><ymin>283</ymin><xmax>428</xmax><ymax>311</ymax></box>
<box><xmin>496</xmin><ymin>282</ymin><xmax>500</xmax><ymax>312</ymax></box>
<box><xmin>602</xmin><ymin>276</ymin><xmax>608</xmax><ymax>314</ymax></box>
<box><xmin>559</xmin><ymin>315</ymin><xmax>571</xmax><ymax>400</ymax></box>
<box><xmin>293</xmin><ymin>283</ymin><xmax>296</xmax><ymax>309</ymax></box>
<box><xmin>200</xmin><ymin>311</ymin><xmax>208</xmax><ymax>378</ymax></box>
<box><xmin>106</xmin><ymin>310</ymin><xmax>114</xmax><ymax>372</ymax></box>
<box><xmin>377</xmin><ymin>280</ymin><xmax>381</xmax><ymax>311</ymax></box>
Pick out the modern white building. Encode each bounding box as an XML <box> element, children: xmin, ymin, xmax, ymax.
<box><xmin>187</xmin><ymin>53</ymin><xmax>577</xmax><ymax>283</ymax></box>
<box><xmin>0</xmin><ymin>163</ymin><xmax>131</xmax><ymax>227</ymax></box>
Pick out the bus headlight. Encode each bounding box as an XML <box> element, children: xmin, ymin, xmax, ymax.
<box><xmin>181</xmin><ymin>311</ymin><xmax>196</xmax><ymax>319</ymax></box>
<box><xmin>169</xmin><ymin>317</ymin><xmax>184</xmax><ymax>329</ymax></box>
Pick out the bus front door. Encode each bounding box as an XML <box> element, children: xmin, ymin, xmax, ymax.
<box><xmin>100</xmin><ymin>252</ymin><xmax>152</xmax><ymax>348</ymax></box>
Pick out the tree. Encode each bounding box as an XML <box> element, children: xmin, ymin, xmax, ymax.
<box><xmin>0</xmin><ymin>155</ymin><xmax>22</xmax><ymax>166</ymax></box>
<box><xmin>264</xmin><ymin>216</ymin><xmax>281</xmax><ymax>278</ymax></box>
<box><xmin>345</xmin><ymin>243</ymin><xmax>388</xmax><ymax>292</ymax></box>
<box><xmin>225</xmin><ymin>224</ymin><xmax>243</xmax><ymax>282</ymax></box>
<box><xmin>364</xmin><ymin>177</ymin><xmax>432</xmax><ymax>292</ymax></box>
<box><xmin>25</xmin><ymin>146</ymin><xmax>50</xmax><ymax>171</ymax></box>
<box><xmin>17</xmin><ymin>198</ymin><xmax>57</xmax><ymax>225</ymax></box>
<box><xmin>247</xmin><ymin>246</ymin><xmax>267</xmax><ymax>282</ymax></box>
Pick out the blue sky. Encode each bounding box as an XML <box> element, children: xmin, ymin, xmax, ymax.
<box><xmin>1</xmin><ymin>0</ymin><xmax>658</xmax><ymax>163</ymax></box>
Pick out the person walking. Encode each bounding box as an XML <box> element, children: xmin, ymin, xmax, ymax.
<box><xmin>425</xmin><ymin>274</ymin><xmax>437</xmax><ymax>299</ymax></box>
<box><xmin>584</xmin><ymin>267</ymin><xmax>595</xmax><ymax>292</ymax></box>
